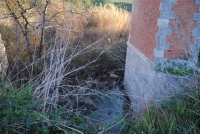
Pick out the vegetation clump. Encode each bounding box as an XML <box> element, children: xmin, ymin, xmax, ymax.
<box><xmin>0</xmin><ymin>83</ymin><xmax>52</xmax><ymax>133</ymax></box>
<box><xmin>155</xmin><ymin>60</ymin><xmax>200</xmax><ymax>76</ymax></box>
<box><xmin>123</xmin><ymin>88</ymin><xmax>200</xmax><ymax>134</ymax></box>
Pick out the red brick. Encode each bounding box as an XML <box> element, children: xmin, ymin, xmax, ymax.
<box><xmin>129</xmin><ymin>0</ymin><xmax>161</xmax><ymax>61</ymax></box>
<box><xmin>165</xmin><ymin>0</ymin><xmax>198</xmax><ymax>59</ymax></box>
<box><xmin>129</xmin><ymin>0</ymin><xmax>199</xmax><ymax>61</ymax></box>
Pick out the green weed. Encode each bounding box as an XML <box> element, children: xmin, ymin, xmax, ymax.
<box><xmin>0</xmin><ymin>82</ymin><xmax>68</xmax><ymax>134</ymax></box>
<box><xmin>123</xmin><ymin>89</ymin><xmax>200</xmax><ymax>134</ymax></box>
<box><xmin>165</xmin><ymin>68</ymin><xmax>193</xmax><ymax>76</ymax></box>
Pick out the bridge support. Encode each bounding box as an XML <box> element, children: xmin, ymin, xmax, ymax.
<box><xmin>124</xmin><ymin>0</ymin><xmax>200</xmax><ymax>112</ymax></box>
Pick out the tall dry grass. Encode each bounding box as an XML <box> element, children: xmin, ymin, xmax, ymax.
<box><xmin>85</xmin><ymin>3</ymin><xmax>130</xmax><ymax>41</ymax></box>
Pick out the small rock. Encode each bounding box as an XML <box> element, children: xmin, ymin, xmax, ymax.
<box><xmin>109</xmin><ymin>73</ymin><xmax>119</xmax><ymax>78</ymax></box>
<box><xmin>107</xmin><ymin>38</ymin><xmax>111</xmax><ymax>43</ymax></box>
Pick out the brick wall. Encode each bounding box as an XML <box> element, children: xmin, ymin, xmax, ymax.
<box><xmin>129</xmin><ymin>0</ymin><xmax>200</xmax><ymax>62</ymax></box>
<box><xmin>165</xmin><ymin>0</ymin><xmax>199</xmax><ymax>60</ymax></box>
<box><xmin>129</xmin><ymin>0</ymin><xmax>161</xmax><ymax>61</ymax></box>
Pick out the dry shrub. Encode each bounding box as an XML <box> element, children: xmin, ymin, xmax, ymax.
<box><xmin>0</xmin><ymin>0</ymin><xmax>88</xmax><ymax>77</ymax></box>
<box><xmin>85</xmin><ymin>3</ymin><xmax>131</xmax><ymax>41</ymax></box>
<box><xmin>0</xmin><ymin>1</ymin><xmax>129</xmax><ymax>101</ymax></box>
<box><xmin>44</xmin><ymin>1</ymin><xmax>88</xmax><ymax>42</ymax></box>
<box><xmin>0</xmin><ymin>2</ymin><xmax>130</xmax><ymax>67</ymax></box>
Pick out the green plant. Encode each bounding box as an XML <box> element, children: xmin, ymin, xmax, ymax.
<box><xmin>155</xmin><ymin>60</ymin><xmax>196</xmax><ymax>76</ymax></box>
<box><xmin>0</xmin><ymin>82</ymin><xmax>68</xmax><ymax>133</ymax></box>
<box><xmin>165</xmin><ymin>68</ymin><xmax>193</xmax><ymax>76</ymax></box>
<box><xmin>123</xmin><ymin>89</ymin><xmax>200</xmax><ymax>134</ymax></box>
<box><xmin>0</xmin><ymin>82</ymin><xmax>91</xmax><ymax>133</ymax></box>
<box><xmin>0</xmin><ymin>82</ymin><xmax>44</xmax><ymax>133</ymax></box>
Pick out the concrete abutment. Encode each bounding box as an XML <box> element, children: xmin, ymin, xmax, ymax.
<box><xmin>124</xmin><ymin>0</ymin><xmax>200</xmax><ymax>112</ymax></box>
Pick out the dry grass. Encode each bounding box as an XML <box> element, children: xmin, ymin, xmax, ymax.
<box><xmin>85</xmin><ymin>3</ymin><xmax>130</xmax><ymax>41</ymax></box>
<box><xmin>0</xmin><ymin>1</ymin><xmax>130</xmax><ymax>74</ymax></box>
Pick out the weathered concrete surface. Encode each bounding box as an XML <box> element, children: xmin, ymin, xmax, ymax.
<box><xmin>124</xmin><ymin>42</ymin><xmax>199</xmax><ymax>113</ymax></box>
<box><xmin>124</xmin><ymin>42</ymin><xmax>161</xmax><ymax>112</ymax></box>
<box><xmin>0</xmin><ymin>34</ymin><xmax>8</xmax><ymax>80</ymax></box>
